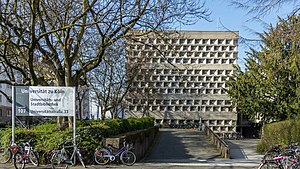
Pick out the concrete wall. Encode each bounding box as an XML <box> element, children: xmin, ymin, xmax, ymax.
<box><xmin>104</xmin><ymin>126</ymin><xmax>159</xmax><ymax>161</ymax></box>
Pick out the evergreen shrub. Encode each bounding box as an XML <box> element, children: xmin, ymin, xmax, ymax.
<box><xmin>0</xmin><ymin>117</ymin><xmax>154</xmax><ymax>164</ymax></box>
<box><xmin>257</xmin><ymin>119</ymin><xmax>300</xmax><ymax>153</ymax></box>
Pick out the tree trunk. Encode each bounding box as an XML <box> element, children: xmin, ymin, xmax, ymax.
<box><xmin>78</xmin><ymin>104</ymin><xmax>82</xmax><ymax>120</ymax></box>
<box><xmin>101</xmin><ymin>107</ymin><xmax>106</xmax><ymax>120</ymax></box>
<box><xmin>57</xmin><ymin>117</ymin><xmax>67</xmax><ymax>130</ymax></box>
<box><xmin>68</xmin><ymin>116</ymin><xmax>73</xmax><ymax>128</ymax></box>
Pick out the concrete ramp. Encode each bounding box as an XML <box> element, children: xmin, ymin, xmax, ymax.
<box><xmin>225</xmin><ymin>139</ymin><xmax>264</xmax><ymax>160</ymax></box>
<box><xmin>143</xmin><ymin>128</ymin><xmax>221</xmax><ymax>163</ymax></box>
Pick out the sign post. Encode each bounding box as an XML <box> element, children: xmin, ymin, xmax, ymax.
<box><xmin>12</xmin><ymin>86</ymin><xmax>76</xmax><ymax>144</ymax></box>
<box><xmin>12</xmin><ymin>87</ymin><xmax>15</xmax><ymax>144</ymax></box>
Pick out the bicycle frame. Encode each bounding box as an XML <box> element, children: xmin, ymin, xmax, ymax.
<box><xmin>57</xmin><ymin>143</ymin><xmax>76</xmax><ymax>164</ymax></box>
<box><xmin>13</xmin><ymin>139</ymin><xmax>39</xmax><ymax>169</ymax></box>
<box><xmin>103</xmin><ymin>142</ymin><xmax>132</xmax><ymax>161</ymax></box>
<box><xmin>66</xmin><ymin>144</ymin><xmax>81</xmax><ymax>164</ymax></box>
<box><xmin>274</xmin><ymin>155</ymin><xmax>298</xmax><ymax>168</ymax></box>
<box><xmin>16</xmin><ymin>141</ymin><xmax>31</xmax><ymax>160</ymax></box>
<box><xmin>259</xmin><ymin>155</ymin><xmax>297</xmax><ymax>169</ymax></box>
<box><xmin>22</xmin><ymin>141</ymin><xmax>38</xmax><ymax>163</ymax></box>
<box><xmin>111</xmin><ymin>145</ymin><xmax>128</xmax><ymax>157</ymax></box>
<box><xmin>51</xmin><ymin>135</ymin><xmax>86</xmax><ymax>168</ymax></box>
<box><xmin>94</xmin><ymin>140</ymin><xmax>136</xmax><ymax>166</ymax></box>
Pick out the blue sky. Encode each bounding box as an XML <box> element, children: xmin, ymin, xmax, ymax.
<box><xmin>179</xmin><ymin>0</ymin><xmax>296</xmax><ymax>69</ymax></box>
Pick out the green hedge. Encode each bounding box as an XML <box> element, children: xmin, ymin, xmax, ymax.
<box><xmin>0</xmin><ymin>123</ymin><xmax>8</xmax><ymax>128</ymax></box>
<box><xmin>257</xmin><ymin>119</ymin><xmax>300</xmax><ymax>153</ymax></box>
<box><xmin>0</xmin><ymin>117</ymin><xmax>154</xmax><ymax>164</ymax></box>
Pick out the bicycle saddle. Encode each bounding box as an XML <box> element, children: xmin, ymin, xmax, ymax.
<box><xmin>107</xmin><ymin>144</ymin><xmax>118</xmax><ymax>149</ymax></box>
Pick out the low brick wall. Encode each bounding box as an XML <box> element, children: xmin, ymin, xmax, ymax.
<box><xmin>204</xmin><ymin>125</ymin><xmax>230</xmax><ymax>159</ymax></box>
<box><xmin>104</xmin><ymin>126</ymin><xmax>159</xmax><ymax>161</ymax></box>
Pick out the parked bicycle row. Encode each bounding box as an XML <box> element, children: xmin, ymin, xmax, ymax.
<box><xmin>220</xmin><ymin>132</ymin><xmax>243</xmax><ymax>140</ymax></box>
<box><xmin>160</xmin><ymin>122</ymin><xmax>200</xmax><ymax>129</ymax></box>
<box><xmin>257</xmin><ymin>143</ymin><xmax>300</xmax><ymax>169</ymax></box>
<box><xmin>0</xmin><ymin>135</ymin><xmax>136</xmax><ymax>169</ymax></box>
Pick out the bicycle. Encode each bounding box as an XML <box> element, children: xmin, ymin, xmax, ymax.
<box><xmin>258</xmin><ymin>144</ymin><xmax>300</xmax><ymax>169</ymax></box>
<box><xmin>45</xmin><ymin>149</ymin><xmax>57</xmax><ymax>164</ymax></box>
<box><xmin>262</xmin><ymin>144</ymin><xmax>284</xmax><ymax>161</ymax></box>
<box><xmin>94</xmin><ymin>139</ymin><xmax>136</xmax><ymax>166</ymax></box>
<box><xmin>13</xmin><ymin>139</ymin><xmax>39</xmax><ymax>169</ymax></box>
<box><xmin>50</xmin><ymin>135</ymin><xmax>86</xmax><ymax>169</ymax></box>
<box><xmin>258</xmin><ymin>154</ymin><xmax>298</xmax><ymax>169</ymax></box>
<box><xmin>0</xmin><ymin>141</ymin><xmax>20</xmax><ymax>164</ymax></box>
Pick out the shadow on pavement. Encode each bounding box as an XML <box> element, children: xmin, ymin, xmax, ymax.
<box><xmin>144</xmin><ymin>129</ymin><xmax>193</xmax><ymax>162</ymax></box>
<box><xmin>225</xmin><ymin>140</ymin><xmax>247</xmax><ymax>159</ymax></box>
<box><xmin>143</xmin><ymin>128</ymin><xmax>221</xmax><ymax>163</ymax></box>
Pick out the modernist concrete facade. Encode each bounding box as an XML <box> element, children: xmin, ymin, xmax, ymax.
<box><xmin>125</xmin><ymin>31</ymin><xmax>238</xmax><ymax>135</ymax></box>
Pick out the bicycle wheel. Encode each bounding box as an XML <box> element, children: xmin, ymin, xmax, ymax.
<box><xmin>76</xmin><ymin>149</ymin><xmax>86</xmax><ymax>168</ymax></box>
<box><xmin>51</xmin><ymin>150</ymin><xmax>68</xmax><ymax>169</ymax></box>
<box><xmin>258</xmin><ymin>162</ymin><xmax>281</xmax><ymax>169</ymax></box>
<box><xmin>263</xmin><ymin>152</ymin><xmax>278</xmax><ymax>161</ymax></box>
<box><xmin>94</xmin><ymin>148</ymin><xmax>110</xmax><ymax>165</ymax></box>
<box><xmin>13</xmin><ymin>152</ymin><xmax>25</xmax><ymax>169</ymax></box>
<box><xmin>28</xmin><ymin>151</ymin><xmax>39</xmax><ymax>166</ymax></box>
<box><xmin>46</xmin><ymin>150</ymin><xmax>56</xmax><ymax>164</ymax></box>
<box><xmin>0</xmin><ymin>147</ymin><xmax>12</xmax><ymax>163</ymax></box>
<box><xmin>290</xmin><ymin>162</ymin><xmax>300</xmax><ymax>169</ymax></box>
<box><xmin>120</xmin><ymin>150</ymin><xmax>136</xmax><ymax>166</ymax></box>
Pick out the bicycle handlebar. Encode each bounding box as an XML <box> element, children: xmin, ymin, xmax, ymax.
<box><xmin>18</xmin><ymin>139</ymin><xmax>34</xmax><ymax>147</ymax></box>
<box><xmin>26</xmin><ymin>139</ymin><xmax>33</xmax><ymax>145</ymax></box>
<box><xmin>58</xmin><ymin>135</ymin><xmax>82</xmax><ymax>147</ymax></box>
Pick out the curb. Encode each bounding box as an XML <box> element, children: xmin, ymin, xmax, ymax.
<box><xmin>138</xmin><ymin>159</ymin><xmax>261</xmax><ymax>167</ymax></box>
<box><xmin>138</xmin><ymin>162</ymin><xmax>260</xmax><ymax>167</ymax></box>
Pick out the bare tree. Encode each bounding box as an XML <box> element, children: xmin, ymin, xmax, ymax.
<box><xmin>225</xmin><ymin>0</ymin><xmax>300</xmax><ymax>68</ymax></box>
<box><xmin>87</xmin><ymin>41</ymin><xmax>128</xmax><ymax>120</ymax></box>
<box><xmin>230</xmin><ymin>0</ymin><xmax>300</xmax><ymax>19</ymax></box>
<box><xmin>76</xmin><ymin>86</ymin><xmax>90</xmax><ymax>120</ymax></box>
<box><xmin>0</xmin><ymin>0</ymin><xmax>210</xmax><ymax>129</ymax></box>
<box><xmin>88</xmin><ymin>39</ymin><xmax>154</xmax><ymax>120</ymax></box>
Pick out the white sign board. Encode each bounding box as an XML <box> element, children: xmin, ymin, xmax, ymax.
<box><xmin>29</xmin><ymin>86</ymin><xmax>75</xmax><ymax>116</ymax></box>
<box><xmin>12</xmin><ymin>86</ymin><xmax>76</xmax><ymax>145</ymax></box>
<box><xmin>14</xmin><ymin>86</ymin><xmax>75</xmax><ymax>116</ymax></box>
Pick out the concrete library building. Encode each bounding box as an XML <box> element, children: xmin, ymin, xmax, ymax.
<box><xmin>125</xmin><ymin>31</ymin><xmax>239</xmax><ymax>136</ymax></box>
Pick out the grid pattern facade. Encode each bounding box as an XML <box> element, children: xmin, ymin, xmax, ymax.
<box><xmin>125</xmin><ymin>31</ymin><xmax>238</xmax><ymax>134</ymax></box>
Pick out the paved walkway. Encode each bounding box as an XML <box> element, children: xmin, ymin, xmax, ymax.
<box><xmin>142</xmin><ymin>128</ymin><xmax>263</xmax><ymax>166</ymax></box>
<box><xmin>143</xmin><ymin>128</ymin><xmax>222</xmax><ymax>163</ymax></box>
<box><xmin>225</xmin><ymin>139</ymin><xmax>263</xmax><ymax>160</ymax></box>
